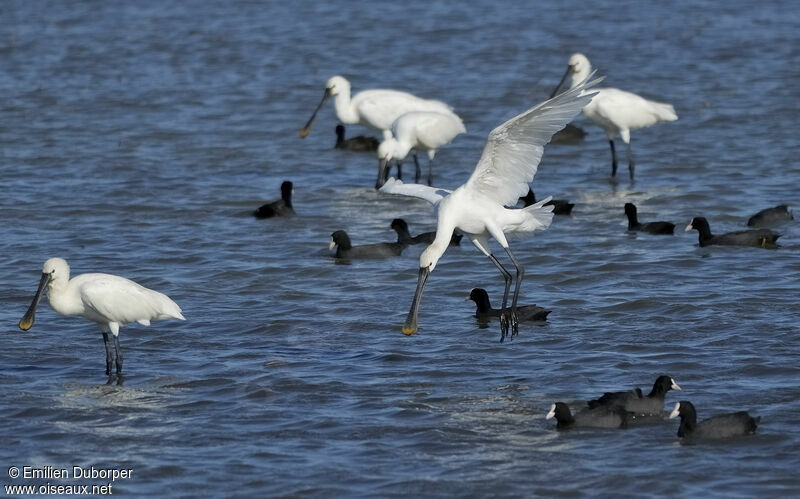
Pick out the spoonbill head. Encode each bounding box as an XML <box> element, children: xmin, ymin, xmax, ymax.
<box><xmin>376</xmin><ymin>111</ymin><xmax>466</xmax><ymax>189</ymax></box>
<box><xmin>19</xmin><ymin>257</ymin><xmax>185</xmax><ymax>375</ymax></box>
<box><xmin>552</xmin><ymin>53</ymin><xmax>678</xmax><ymax>180</ymax></box>
<box><xmin>300</xmin><ymin>75</ymin><xmax>455</xmax><ymax>140</ymax></box>
<box><xmin>381</xmin><ymin>74</ymin><xmax>601</xmax><ymax>340</ymax></box>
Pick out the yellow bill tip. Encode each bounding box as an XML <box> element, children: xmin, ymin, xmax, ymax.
<box><xmin>18</xmin><ymin>318</ymin><xmax>33</xmax><ymax>331</ymax></box>
<box><xmin>299</xmin><ymin>128</ymin><xmax>310</xmax><ymax>138</ymax></box>
<box><xmin>401</xmin><ymin>326</ymin><xmax>417</xmax><ymax>336</ymax></box>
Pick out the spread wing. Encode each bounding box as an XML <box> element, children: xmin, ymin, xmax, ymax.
<box><xmin>464</xmin><ymin>73</ymin><xmax>602</xmax><ymax>206</ymax></box>
<box><xmin>378</xmin><ymin>178</ymin><xmax>451</xmax><ymax>206</ymax></box>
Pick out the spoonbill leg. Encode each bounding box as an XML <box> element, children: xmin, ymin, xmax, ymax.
<box><xmin>412</xmin><ymin>153</ymin><xmax>422</xmax><ymax>183</ymax></box>
<box><xmin>113</xmin><ymin>334</ymin><xmax>123</xmax><ymax>374</ymax></box>
<box><xmin>427</xmin><ymin>157</ymin><xmax>434</xmax><ymax>186</ymax></box>
<box><xmin>609</xmin><ymin>139</ymin><xmax>618</xmax><ymax>177</ymax></box>
<box><xmin>102</xmin><ymin>333</ymin><xmax>114</xmax><ymax>375</ymax></box>
<box><xmin>486</xmin><ymin>253</ymin><xmax>513</xmax><ymax>342</ymax></box>
<box><xmin>504</xmin><ymin>247</ymin><xmax>525</xmax><ymax>338</ymax></box>
<box><xmin>621</xmin><ymin>130</ymin><xmax>635</xmax><ymax>180</ymax></box>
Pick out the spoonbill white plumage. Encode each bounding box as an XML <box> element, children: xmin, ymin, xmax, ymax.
<box><xmin>551</xmin><ymin>53</ymin><xmax>677</xmax><ymax>180</ymax></box>
<box><xmin>380</xmin><ymin>74</ymin><xmax>601</xmax><ymax>341</ymax></box>
<box><xmin>299</xmin><ymin>75</ymin><xmax>456</xmax><ymax>139</ymax></box>
<box><xmin>19</xmin><ymin>258</ymin><xmax>185</xmax><ymax>375</ymax></box>
<box><xmin>376</xmin><ymin>111</ymin><xmax>466</xmax><ymax>189</ymax></box>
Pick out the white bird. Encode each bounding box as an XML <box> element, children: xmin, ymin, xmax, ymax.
<box><xmin>551</xmin><ymin>53</ymin><xmax>677</xmax><ymax>180</ymax></box>
<box><xmin>299</xmin><ymin>75</ymin><xmax>456</xmax><ymax>140</ymax></box>
<box><xmin>19</xmin><ymin>258</ymin><xmax>185</xmax><ymax>376</ymax></box>
<box><xmin>376</xmin><ymin>111</ymin><xmax>466</xmax><ymax>189</ymax></box>
<box><xmin>380</xmin><ymin>74</ymin><xmax>601</xmax><ymax>341</ymax></box>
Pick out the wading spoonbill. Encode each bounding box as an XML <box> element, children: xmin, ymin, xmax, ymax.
<box><xmin>551</xmin><ymin>53</ymin><xmax>677</xmax><ymax>180</ymax></box>
<box><xmin>300</xmin><ymin>75</ymin><xmax>456</xmax><ymax>140</ymax></box>
<box><xmin>376</xmin><ymin>111</ymin><xmax>466</xmax><ymax>189</ymax></box>
<box><xmin>19</xmin><ymin>258</ymin><xmax>185</xmax><ymax>375</ymax></box>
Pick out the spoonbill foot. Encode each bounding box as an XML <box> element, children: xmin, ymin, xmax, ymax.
<box><xmin>499</xmin><ymin>311</ymin><xmax>510</xmax><ymax>342</ymax></box>
<box><xmin>510</xmin><ymin>311</ymin><xmax>520</xmax><ymax>337</ymax></box>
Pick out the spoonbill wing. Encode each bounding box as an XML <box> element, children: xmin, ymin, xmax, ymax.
<box><xmin>402</xmin><ymin>111</ymin><xmax>466</xmax><ymax>149</ymax></box>
<box><xmin>464</xmin><ymin>73</ymin><xmax>602</xmax><ymax>207</ymax></box>
<box><xmin>354</xmin><ymin>90</ymin><xmax>453</xmax><ymax>131</ymax></box>
<box><xmin>379</xmin><ymin>178</ymin><xmax>451</xmax><ymax>206</ymax></box>
<box><xmin>77</xmin><ymin>273</ymin><xmax>184</xmax><ymax>325</ymax></box>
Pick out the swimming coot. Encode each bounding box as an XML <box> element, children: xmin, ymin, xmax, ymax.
<box><xmin>587</xmin><ymin>375</ymin><xmax>681</xmax><ymax>416</ymax></box>
<box><xmin>519</xmin><ymin>188</ymin><xmax>574</xmax><ymax>215</ymax></box>
<box><xmin>329</xmin><ymin>230</ymin><xmax>405</xmax><ymax>259</ymax></box>
<box><xmin>390</xmin><ymin>218</ymin><xmax>461</xmax><ymax>246</ymax></box>
<box><xmin>334</xmin><ymin>124</ymin><xmax>379</xmax><ymax>152</ymax></box>
<box><xmin>546</xmin><ymin>402</ymin><xmax>632</xmax><ymax>430</ymax></box>
<box><xmin>468</xmin><ymin>288</ymin><xmax>550</xmax><ymax>322</ymax></box>
<box><xmin>254</xmin><ymin>181</ymin><xmax>294</xmax><ymax>219</ymax></box>
<box><xmin>686</xmin><ymin>217</ymin><xmax>780</xmax><ymax>249</ymax></box>
<box><xmin>747</xmin><ymin>205</ymin><xmax>792</xmax><ymax>228</ymax></box>
<box><xmin>624</xmin><ymin>203</ymin><xmax>675</xmax><ymax>235</ymax></box>
<box><xmin>669</xmin><ymin>401</ymin><xmax>760</xmax><ymax>440</ymax></box>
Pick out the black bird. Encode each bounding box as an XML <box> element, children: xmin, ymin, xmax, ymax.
<box><xmin>546</xmin><ymin>402</ymin><xmax>633</xmax><ymax>430</ymax></box>
<box><xmin>669</xmin><ymin>401</ymin><xmax>760</xmax><ymax>440</ymax></box>
<box><xmin>624</xmin><ymin>203</ymin><xmax>675</xmax><ymax>234</ymax></box>
<box><xmin>329</xmin><ymin>230</ymin><xmax>405</xmax><ymax>259</ymax></box>
<box><xmin>254</xmin><ymin>181</ymin><xmax>294</xmax><ymax>218</ymax></box>
<box><xmin>519</xmin><ymin>188</ymin><xmax>574</xmax><ymax>215</ymax></box>
<box><xmin>334</xmin><ymin>125</ymin><xmax>379</xmax><ymax>152</ymax></box>
<box><xmin>587</xmin><ymin>375</ymin><xmax>681</xmax><ymax>416</ymax></box>
<box><xmin>390</xmin><ymin>218</ymin><xmax>461</xmax><ymax>246</ymax></box>
<box><xmin>747</xmin><ymin>204</ymin><xmax>793</xmax><ymax>228</ymax></box>
<box><xmin>468</xmin><ymin>288</ymin><xmax>550</xmax><ymax>322</ymax></box>
<box><xmin>550</xmin><ymin>123</ymin><xmax>587</xmax><ymax>145</ymax></box>
<box><xmin>686</xmin><ymin>217</ymin><xmax>780</xmax><ymax>249</ymax></box>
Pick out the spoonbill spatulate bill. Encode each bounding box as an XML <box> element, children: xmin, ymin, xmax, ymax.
<box><xmin>551</xmin><ymin>53</ymin><xmax>677</xmax><ymax>180</ymax></box>
<box><xmin>376</xmin><ymin>111</ymin><xmax>466</xmax><ymax>189</ymax></box>
<box><xmin>300</xmin><ymin>75</ymin><xmax>456</xmax><ymax>139</ymax></box>
<box><xmin>19</xmin><ymin>258</ymin><xmax>185</xmax><ymax>375</ymax></box>
<box><xmin>380</xmin><ymin>74</ymin><xmax>601</xmax><ymax>341</ymax></box>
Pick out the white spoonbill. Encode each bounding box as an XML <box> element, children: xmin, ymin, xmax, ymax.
<box><xmin>376</xmin><ymin>111</ymin><xmax>466</xmax><ymax>189</ymax></box>
<box><xmin>380</xmin><ymin>74</ymin><xmax>601</xmax><ymax>341</ymax></box>
<box><xmin>19</xmin><ymin>258</ymin><xmax>185</xmax><ymax>375</ymax></box>
<box><xmin>299</xmin><ymin>75</ymin><xmax>456</xmax><ymax>139</ymax></box>
<box><xmin>551</xmin><ymin>53</ymin><xmax>677</xmax><ymax>180</ymax></box>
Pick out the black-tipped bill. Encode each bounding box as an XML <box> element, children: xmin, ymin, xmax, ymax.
<box><xmin>376</xmin><ymin>158</ymin><xmax>389</xmax><ymax>189</ymax></box>
<box><xmin>402</xmin><ymin>266</ymin><xmax>430</xmax><ymax>335</ymax></box>
<box><xmin>549</xmin><ymin>64</ymin><xmax>573</xmax><ymax>99</ymax></box>
<box><xmin>19</xmin><ymin>272</ymin><xmax>50</xmax><ymax>331</ymax></box>
<box><xmin>299</xmin><ymin>88</ymin><xmax>331</xmax><ymax>137</ymax></box>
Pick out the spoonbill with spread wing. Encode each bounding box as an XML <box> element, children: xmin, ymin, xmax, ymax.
<box><xmin>551</xmin><ymin>53</ymin><xmax>677</xmax><ymax>180</ymax></box>
<box><xmin>380</xmin><ymin>74</ymin><xmax>601</xmax><ymax>341</ymax></box>
<box><xmin>300</xmin><ymin>75</ymin><xmax>456</xmax><ymax>140</ymax></box>
<box><xmin>19</xmin><ymin>258</ymin><xmax>185</xmax><ymax>375</ymax></box>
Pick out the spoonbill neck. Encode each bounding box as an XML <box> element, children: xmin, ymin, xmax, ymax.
<box><xmin>333</xmin><ymin>90</ymin><xmax>359</xmax><ymax>125</ymax></box>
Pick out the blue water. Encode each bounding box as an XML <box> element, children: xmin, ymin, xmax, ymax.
<box><xmin>1</xmin><ymin>1</ymin><xmax>799</xmax><ymax>496</ymax></box>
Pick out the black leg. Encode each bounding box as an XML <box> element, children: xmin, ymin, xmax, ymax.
<box><xmin>427</xmin><ymin>158</ymin><xmax>434</xmax><ymax>186</ymax></box>
<box><xmin>113</xmin><ymin>335</ymin><xmax>123</xmax><ymax>375</ymax></box>
<box><xmin>487</xmin><ymin>253</ymin><xmax>513</xmax><ymax>342</ymax></box>
<box><xmin>627</xmin><ymin>142</ymin><xmax>635</xmax><ymax>181</ymax></box>
<box><xmin>504</xmin><ymin>247</ymin><xmax>525</xmax><ymax>338</ymax></box>
<box><xmin>102</xmin><ymin>333</ymin><xmax>113</xmax><ymax>375</ymax></box>
<box><xmin>395</xmin><ymin>161</ymin><xmax>403</xmax><ymax>181</ymax></box>
<box><xmin>413</xmin><ymin>153</ymin><xmax>421</xmax><ymax>183</ymax></box>
<box><xmin>609</xmin><ymin>140</ymin><xmax>618</xmax><ymax>177</ymax></box>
